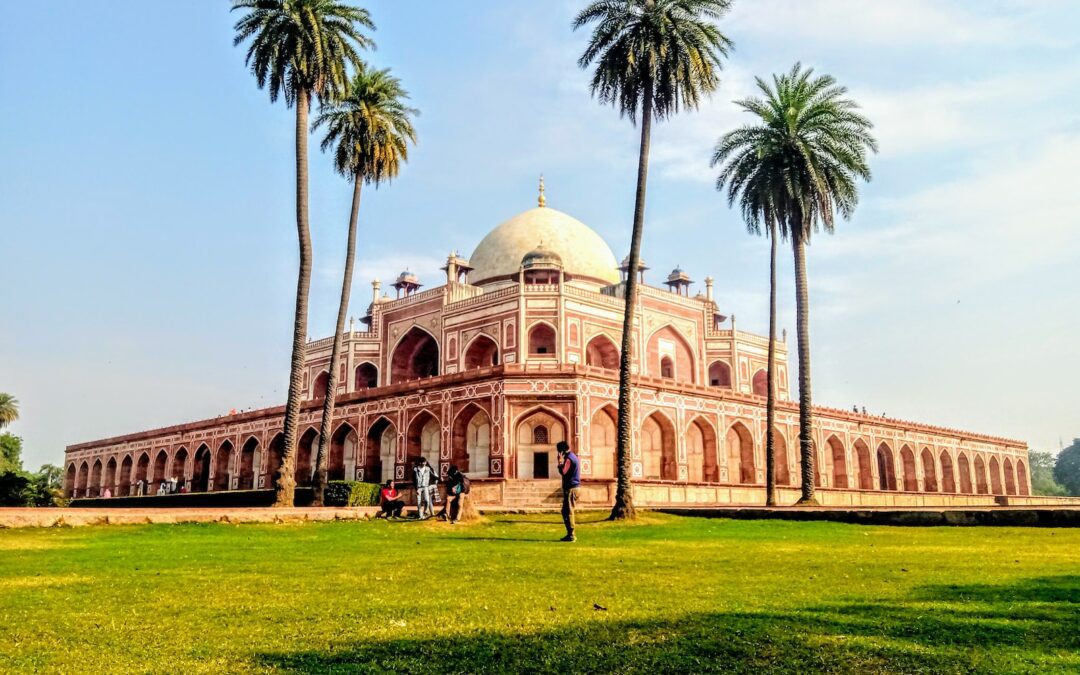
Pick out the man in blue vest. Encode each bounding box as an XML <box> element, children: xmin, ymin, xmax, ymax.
<box><xmin>556</xmin><ymin>440</ymin><xmax>580</xmax><ymax>542</ymax></box>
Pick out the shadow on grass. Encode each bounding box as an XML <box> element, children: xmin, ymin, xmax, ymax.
<box><xmin>256</xmin><ymin>576</ymin><xmax>1080</xmax><ymax>674</ymax></box>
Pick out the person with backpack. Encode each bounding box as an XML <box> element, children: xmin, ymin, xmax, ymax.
<box><xmin>441</xmin><ymin>465</ymin><xmax>470</xmax><ymax>524</ymax></box>
<box><xmin>413</xmin><ymin>457</ymin><xmax>438</xmax><ymax>520</ymax></box>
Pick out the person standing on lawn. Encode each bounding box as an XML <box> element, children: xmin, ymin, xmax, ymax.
<box><xmin>557</xmin><ymin>441</ymin><xmax>580</xmax><ymax>542</ymax></box>
<box><xmin>413</xmin><ymin>457</ymin><xmax>438</xmax><ymax>520</ymax></box>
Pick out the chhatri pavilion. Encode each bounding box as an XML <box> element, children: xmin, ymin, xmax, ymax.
<box><xmin>65</xmin><ymin>184</ymin><xmax>1032</xmax><ymax>507</ymax></box>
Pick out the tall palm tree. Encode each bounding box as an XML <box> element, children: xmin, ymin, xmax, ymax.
<box><xmin>232</xmin><ymin>0</ymin><xmax>373</xmax><ymax>507</ymax></box>
<box><xmin>574</xmin><ymin>0</ymin><xmax>733</xmax><ymax>520</ymax></box>
<box><xmin>716</xmin><ymin>63</ymin><xmax>876</xmax><ymax>503</ymax></box>
<box><xmin>711</xmin><ymin>142</ymin><xmax>787</xmax><ymax>505</ymax></box>
<box><xmin>310</xmin><ymin>64</ymin><xmax>418</xmax><ymax>505</ymax></box>
<box><xmin>0</xmin><ymin>393</ymin><xmax>18</xmax><ymax>429</ymax></box>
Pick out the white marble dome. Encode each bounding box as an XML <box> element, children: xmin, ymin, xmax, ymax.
<box><xmin>468</xmin><ymin>206</ymin><xmax>620</xmax><ymax>286</ymax></box>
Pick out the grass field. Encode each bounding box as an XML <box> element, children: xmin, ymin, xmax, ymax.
<box><xmin>0</xmin><ymin>513</ymin><xmax>1077</xmax><ymax>674</ymax></box>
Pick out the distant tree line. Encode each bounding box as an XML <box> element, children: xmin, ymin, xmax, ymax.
<box><xmin>0</xmin><ymin>393</ymin><xmax>65</xmax><ymax>506</ymax></box>
<box><xmin>1035</xmin><ymin>440</ymin><xmax>1080</xmax><ymax>497</ymax></box>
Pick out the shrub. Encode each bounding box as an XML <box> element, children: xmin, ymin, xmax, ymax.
<box><xmin>325</xmin><ymin>481</ymin><xmax>381</xmax><ymax>507</ymax></box>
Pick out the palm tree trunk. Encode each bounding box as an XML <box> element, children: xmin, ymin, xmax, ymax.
<box><xmin>765</xmin><ymin>219</ymin><xmax>777</xmax><ymax>506</ymax></box>
<box><xmin>312</xmin><ymin>174</ymin><xmax>363</xmax><ymax>506</ymax></box>
<box><xmin>610</xmin><ymin>84</ymin><xmax>653</xmax><ymax>522</ymax></box>
<box><xmin>274</xmin><ymin>86</ymin><xmax>313</xmax><ymax>508</ymax></box>
<box><xmin>792</xmin><ymin>228</ymin><xmax>818</xmax><ymax>505</ymax></box>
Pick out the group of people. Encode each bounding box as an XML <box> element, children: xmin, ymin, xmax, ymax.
<box><xmin>379</xmin><ymin>457</ymin><xmax>470</xmax><ymax>523</ymax></box>
<box><xmin>147</xmin><ymin>477</ymin><xmax>185</xmax><ymax>495</ymax></box>
<box><xmin>378</xmin><ymin>441</ymin><xmax>581</xmax><ymax>542</ymax></box>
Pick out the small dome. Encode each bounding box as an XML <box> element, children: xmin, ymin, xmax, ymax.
<box><xmin>395</xmin><ymin>270</ymin><xmax>419</xmax><ymax>284</ymax></box>
<box><xmin>469</xmin><ymin>207</ymin><xmax>619</xmax><ymax>285</ymax></box>
<box><xmin>521</xmin><ymin>244</ymin><xmax>563</xmax><ymax>270</ymax></box>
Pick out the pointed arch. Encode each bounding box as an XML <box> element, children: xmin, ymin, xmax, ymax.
<box><xmin>406</xmin><ymin>410</ymin><xmax>441</xmax><ymax>476</ymax></box>
<box><xmin>104</xmin><ymin>457</ymin><xmax>117</xmax><ymax>496</ymax></box>
<box><xmin>641</xmin><ymin>412</ymin><xmax>677</xmax><ymax>481</ymax></box>
<box><xmin>974</xmin><ymin>454</ymin><xmax>989</xmax><ymax>494</ymax></box>
<box><xmin>585</xmin><ymin>335</ymin><xmax>619</xmax><ymax>370</ymax></box>
<box><xmin>940</xmin><ymin>450</ymin><xmax>956</xmax><ymax>493</ymax></box>
<box><xmin>118</xmin><ymin>455</ymin><xmax>133</xmax><ymax>496</ymax></box>
<box><xmin>1003</xmin><ymin>457</ymin><xmax>1016</xmax><ymax>495</ymax></box>
<box><xmin>920</xmin><ymin>447</ymin><xmax>938</xmax><ymax>492</ymax></box>
<box><xmin>527</xmin><ymin>321</ymin><xmax>557</xmax><ymax>356</ymax></box>
<box><xmin>452</xmin><ymin>404</ymin><xmax>491</xmax><ymax>476</ymax></box>
<box><xmin>364</xmin><ymin>417</ymin><xmax>397</xmax><ymax>483</ymax></box>
<box><xmin>726</xmin><ymin>421</ymin><xmax>756</xmax><ymax>485</ymax></box>
<box><xmin>876</xmin><ymin>443</ymin><xmax>897</xmax><ymax>491</ymax></box>
<box><xmin>687</xmin><ymin>417</ymin><xmax>719</xmax><ymax>483</ymax></box>
<box><xmin>171</xmin><ymin>447</ymin><xmax>189</xmax><ymax>486</ymax></box>
<box><xmin>192</xmin><ymin>444</ymin><xmax>211</xmax><ymax>493</ymax></box>
<box><xmin>708</xmin><ymin>360</ymin><xmax>732</xmax><ymax>388</ymax></box>
<box><xmin>989</xmin><ymin>456</ymin><xmax>1003</xmax><ymax>494</ymax></box>
<box><xmin>900</xmin><ymin>445</ymin><xmax>917</xmax><ymax>491</ymax></box>
<box><xmin>266</xmin><ymin>433</ymin><xmax>285</xmax><ymax>487</ymax></box>
<box><xmin>238</xmin><ymin>436</ymin><xmax>259</xmax><ymax>490</ymax></box>
<box><xmin>957</xmin><ymin>452</ymin><xmax>973</xmax><ymax>494</ymax></box>
<box><xmin>76</xmin><ymin>461</ymin><xmax>89</xmax><ymax>497</ymax></box>
<box><xmin>295</xmin><ymin>427</ymin><xmax>319</xmax><ymax>487</ymax></box>
<box><xmin>751</xmin><ymin>369</ymin><xmax>768</xmax><ymax>396</ymax></box>
<box><xmin>516</xmin><ymin>408</ymin><xmax>566</xmax><ymax>479</ymax></box>
<box><xmin>65</xmin><ymin>463</ymin><xmax>77</xmax><ymax>498</ymax></box>
<box><xmin>589</xmin><ymin>405</ymin><xmax>617</xmax><ymax>479</ymax></box>
<box><xmin>354</xmin><ymin>362</ymin><xmax>378</xmax><ymax>390</ymax></box>
<box><xmin>1016</xmin><ymin>459</ymin><xmax>1029</xmax><ymax>495</ymax></box>
<box><xmin>214</xmin><ymin>440</ymin><xmax>233</xmax><ymax>491</ymax></box>
<box><xmin>826</xmin><ymin>435</ymin><xmax>847</xmax><ymax>489</ymax></box>
<box><xmin>329</xmin><ymin>422</ymin><xmax>357</xmax><ymax>481</ymax></box>
<box><xmin>646</xmin><ymin>324</ymin><xmax>696</xmax><ymax>383</ymax></box>
<box><xmin>462</xmin><ymin>334</ymin><xmax>500</xmax><ymax>370</ymax></box>
<box><xmin>153</xmin><ymin>449</ymin><xmax>168</xmax><ymax>485</ymax></box>
<box><xmin>310</xmin><ymin>370</ymin><xmax>331</xmax><ymax>400</ymax></box>
<box><xmin>89</xmin><ymin>459</ymin><xmax>103</xmax><ymax>497</ymax></box>
<box><xmin>853</xmin><ymin>439</ymin><xmax>873</xmax><ymax>490</ymax></box>
<box><xmin>390</xmin><ymin>326</ymin><xmax>440</xmax><ymax>383</ymax></box>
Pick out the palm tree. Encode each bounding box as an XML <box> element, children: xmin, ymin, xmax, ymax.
<box><xmin>574</xmin><ymin>0</ymin><xmax>733</xmax><ymax>520</ymax></box>
<box><xmin>711</xmin><ymin>142</ymin><xmax>787</xmax><ymax>506</ymax></box>
<box><xmin>232</xmin><ymin>0</ymin><xmax>374</xmax><ymax>507</ymax></box>
<box><xmin>310</xmin><ymin>64</ymin><xmax>418</xmax><ymax>505</ymax></box>
<box><xmin>0</xmin><ymin>393</ymin><xmax>18</xmax><ymax>429</ymax></box>
<box><xmin>715</xmin><ymin>63</ymin><xmax>876</xmax><ymax>503</ymax></box>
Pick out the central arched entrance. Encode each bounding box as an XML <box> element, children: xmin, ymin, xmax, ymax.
<box><xmin>238</xmin><ymin>437</ymin><xmax>259</xmax><ymax>490</ymax></box>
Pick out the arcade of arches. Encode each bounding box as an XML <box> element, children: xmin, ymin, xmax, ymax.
<box><xmin>65</xmin><ymin>408</ymin><xmax>1032</xmax><ymax>502</ymax></box>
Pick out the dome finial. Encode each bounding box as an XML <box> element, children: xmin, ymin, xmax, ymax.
<box><xmin>538</xmin><ymin>173</ymin><xmax>546</xmax><ymax>208</ymax></box>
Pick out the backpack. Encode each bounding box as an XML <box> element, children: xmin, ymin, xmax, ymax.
<box><xmin>460</xmin><ymin>475</ymin><xmax>471</xmax><ymax>495</ymax></box>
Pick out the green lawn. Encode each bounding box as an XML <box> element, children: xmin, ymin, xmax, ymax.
<box><xmin>0</xmin><ymin>513</ymin><xmax>1077</xmax><ymax>674</ymax></box>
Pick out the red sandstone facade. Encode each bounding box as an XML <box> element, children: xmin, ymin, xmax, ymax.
<box><xmin>65</xmin><ymin>200</ymin><xmax>1032</xmax><ymax>506</ymax></box>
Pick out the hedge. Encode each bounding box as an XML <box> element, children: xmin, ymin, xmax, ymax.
<box><xmin>325</xmin><ymin>481</ymin><xmax>381</xmax><ymax>507</ymax></box>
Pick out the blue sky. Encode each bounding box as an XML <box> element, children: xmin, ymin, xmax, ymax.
<box><xmin>2</xmin><ymin>0</ymin><xmax>1078</xmax><ymax>468</ymax></box>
